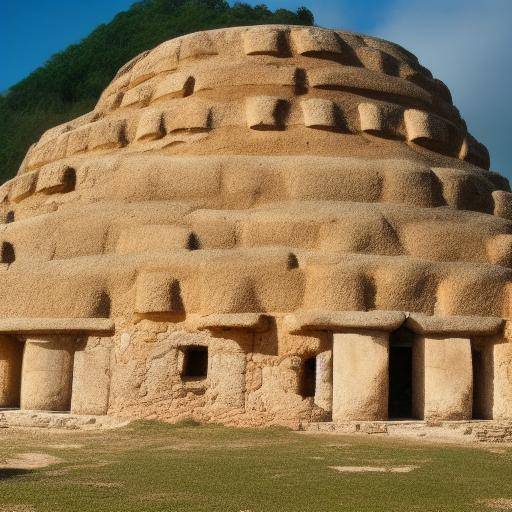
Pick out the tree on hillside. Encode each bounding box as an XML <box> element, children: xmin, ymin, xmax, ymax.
<box><xmin>0</xmin><ymin>0</ymin><xmax>314</xmax><ymax>183</ymax></box>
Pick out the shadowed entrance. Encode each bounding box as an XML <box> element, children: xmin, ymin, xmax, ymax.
<box><xmin>388</xmin><ymin>327</ymin><xmax>415</xmax><ymax>419</ymax></box>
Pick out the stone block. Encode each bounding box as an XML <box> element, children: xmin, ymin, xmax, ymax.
<box><xmin>413</xmin><ymin>336</ymin><xmax>472</xmax><ymax>420</ymax></box>
<box><xmin>404</xmin><ymin>109</ymin><xmax>449</xmax><ymax>146</ymax></box>
<box><xmin>135</xmin><ymin>271</ymin><xmax>184</xmax><ymax>314</ymax></box>
<box><xmin>358</xmin><ymin>102</ymin><xmax>402</xmax><ymax>137</ymax></box>
<box><xmin>315</xmin><ymin>349</ymin><xmax>332</xmax><ymax>412</ymax></box>
<box><xmin>292</xmin><ymin>28</ymin><xmax>342</xmax><ymax>55</ymax></box>
<box><xmin>459</xmin><ymin>134</ymin><xmax>490</xmax><ymax>170</ymax></box>
<box><xmin>208</xmin><ymin>352</ymin><xmax>245</xmax><ymax>408</ymax></box>
<box><xmin>9</xmin><ymin>172</ymin><xmax>38</xmax><ymax>203</ymax></box>
<box><xmin>492</xmin><ymin>190</ymin><xmax>512</xmax><ymax>220</ymax></box>
<box><xmin>35</xmin><ymin>163</ymin><xmax>75</xmax><ymax>194</ymax></box>
<box><xmin>243</xmin><ymin>27</ymin><xmax>285</xmax><ymax>56</ymax></box>
<box><xmin>88</xmin><ymin>119</ymin><xmax>126</xmax><ymax>150</ymax></box>
<box><xmin>301</xmin><ymin>98</ymin><xmax>338</xmax><ymax>130</ymax></box>
<box><xmin>246</xmin><ymin>96</ymin><xmax>286</xmax><ymax>130</ymax></box>
<box><xmin>20</xmin><ymin>336</ymin><xmax>75</xmax><ymax>411</ymax></box>
<box><xmin>152</xmin><ymin>72</ymin><xmax>192</xmax><ymax>101</ymax></box>
<box><xmin>135</xmin><ymin>109</ymin><xmax>164</xmax><ymax>141</ymax></box>
<box><xmin>71</xmin><ymin>345</ymin><xmax>111</xmax><ymax>415</ymax></box>
<box><xmin>493</xmin><ymin>342</ymin><xmax>512</xmax><ymax>419</ymax></box>
<box><xmin>332</xmin><ymin>331</ymin><xmax>389</xmax><ymax>421</ymax></box>
<box><xmin>180</xmin><ymin>32</ymin><xmax>216</xmax><ymax>60</ymax></box>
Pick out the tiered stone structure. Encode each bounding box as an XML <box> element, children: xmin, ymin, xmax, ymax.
<box><xmin>0</xmin><ymin>26</ymin><xmax>511</xmax><ymax>427</ymax></box>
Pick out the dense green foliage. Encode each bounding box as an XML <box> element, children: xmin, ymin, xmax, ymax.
<box><xmin>0</xmin><ymin>0</ymin><xmax>314</xmax><ymax>182</ymax></box>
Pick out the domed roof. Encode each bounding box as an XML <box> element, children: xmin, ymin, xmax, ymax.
<box><xmin>0</xmin><ymin>25</ymin><xmax>510</xmax><ymax>323</ymax></box>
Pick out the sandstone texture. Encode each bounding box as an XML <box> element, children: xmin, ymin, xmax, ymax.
<box><xmin>0</xmin><ymin>25</ymin><xmax>511</xmax><ymax>426</ymax></box>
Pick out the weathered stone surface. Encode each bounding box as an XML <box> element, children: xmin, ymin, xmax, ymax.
<box><xmin>493</xmin><ymin>343</ymin><xmax>512</xmax><ymax>419</ymax></box>
<box><xmin>71</xmin><ymin>343</ymin><xmax>111</xmax><ymax>415</ymax></box>
<box><xmin>332</xmin><ymin>331</ymin><xmax>389</xmax><ymax>421</ymax></box>
<box><xmin>20</xmin><ymin>336</ymin><xmax>75</xmax><ymax>411</ymax></box>
<box><xmin>0</xmin><ymin>318</ymin><xmax>114</xmax><ymax>334</ymax></box>
<box><xmin>0</xmin><ymin>26</ymin><xmax>507</xmax><ymax>428</ymax></box>
<box><xmin>406</xmin><ymin>314</ymin><xmax>503</xmax><ymax>337</ymax></box>
<box><xmin>285</xmin><ymin>310</ymin><xmax>406</xmax><ymax>334</ymax></box>
<box><xmin>413</xmin><ymin>337</ymin><xmax>473</xmax><ymax>420</ymax></box>
<box><xmin>315</xmin><ymin>349</ymin><xmax>332</xmax><ymax>412</ymax></box>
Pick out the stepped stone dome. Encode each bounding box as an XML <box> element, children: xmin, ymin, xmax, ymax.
<box><xmin>0</xmin><ymin>25</ymin><xmax>511</xmax><ymax>426</ymax></box>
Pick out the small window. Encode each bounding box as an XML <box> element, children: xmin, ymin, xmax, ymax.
<box><xmin>183</xmin><ymin>76</ymin><xmax>195</xmax><ymax>97</ymax></box>
<box><xmin>181</xmin><ymin>346</ymin><xmax>208</xmax><ymax>379</ymax></box>
<box><xmin>62</xmin><ymin>167</ymin><xmax>76</xmax><ymax>192</ymax></box>
<box><xmin>5</xmin><ymin>211</ymin><xmax>14</xmax><ymax>223</ymax></box>
<box><xmin>1</xmin><ymin>242</ymin><xmax>15</xmax><ymax>264</ymax></box>
<box><xmin>299</xmin><ymin>356</ymin><xmax>316</xmax><ymax>398</ymax></box>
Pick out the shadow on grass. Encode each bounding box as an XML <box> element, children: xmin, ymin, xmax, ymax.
<box><xmin>0</xmin><ymin>467</ymin><xmax>33</xmax><ymax>479</ymax></box>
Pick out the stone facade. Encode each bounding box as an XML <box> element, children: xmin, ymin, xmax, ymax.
<box><xmin>0</xmin><ymin>26</ymin><xmax>511</xmax><ymax>427</ymax></box>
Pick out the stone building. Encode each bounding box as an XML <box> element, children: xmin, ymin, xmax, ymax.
<box><xmin>0</xmin><ymin>25</ymin><xmax>511</xmax><ymax>427</ymax></box>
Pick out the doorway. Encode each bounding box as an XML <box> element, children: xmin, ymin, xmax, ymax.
<box><xmin>388</xmin><ymin>327</ymin><xmax>414</xmax><ymax>419</ymax></box>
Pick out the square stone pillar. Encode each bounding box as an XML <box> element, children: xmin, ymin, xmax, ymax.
<box><xmin>332</xmin><ymin>331</ymin><xmax>389</xmax><ymax>421</ymax></box>
<box><xmin>0</xmin><ymin>335</ymin><xmax>23</xmax><ymax>408</ymax></box>
<box><xmin>20</xmin><ymin>336</ymin><xmax>75</xmax><ymax>411</ymax></box>
<box><xmin>314</xmin><ymin>349</ymin><xmax>332</xmax><ymax>412</ymax></box>
<box><xmin>413</xmin><ymin>336</ymin><xmax>472</xmax><ymax>420</ymax></box>
<box><xmin>493</xmin><ymin>342</ymin><xmax>512</xmax><ymax>419</ymax></box>
<box><xmin>71</xmin><ymin>344</ymin><xmax>111</xmax><ymax>415</ymax></box>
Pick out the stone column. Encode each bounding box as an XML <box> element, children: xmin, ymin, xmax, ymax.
<box><xmin>0</xmin><ymin>335</ymin><xmax>23</xmax><ymax>407</ymax></box>
<box><xmin>493</xmin><ymin>342</ymin><xmax>512</xmax><ymax>419</ymax></box>
<box><xmin>20</xmin><ymin>336</ymin><xmax>75</xmax><ymax>411</ymax></box>
<box><xmin>413</xmin><ymin>336</ymin><xmax>472</xmax><ymax>420</ymax></box>
<box><xmin>314</xmin><ymin>350</ymin><xmax>332</xmax><ymax>412</ymax></box>
<box><xmin>332</xmin><ymin>331</ymin><xmax>389</xmax><ymax>421</ymax></box>
<box><xmin>71</xmin><ymin>344</ymin><xmax>111</xmax><ymax>415</ymax></box>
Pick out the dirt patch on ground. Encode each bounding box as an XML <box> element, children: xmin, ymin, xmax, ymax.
<box><xmin>0</xmin><ymin>453</ymin><xmax>63</xmax><ymax>470</ymax></box>
<box><xmin>329</xmin><ymin>465</ymin><xmax>419</xmax><ymax>473</ymax></box>
<box><xmin>482</xmin><ymin>498</ymin><xmax>512</xmax><ymax>510</ymax></box>
<box><xmin>78</xmin><ymin>480</ymin><xmax>123</xmax><ymax>488</ymax></box>
<box><xmin>0</xmin><ymin>506</ymin><xmax>36</xmax><ymax>512</ymax></box>
<box><xmin>46</xmin><ymin>444</ymin><xmax>83</xmax><ymax>450</ymax></box>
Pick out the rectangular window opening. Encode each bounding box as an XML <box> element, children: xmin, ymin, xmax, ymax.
<box><xmin>181</xmin><ymin>346</ymin><xmax>208</xmax><ymax>380</ymax></box>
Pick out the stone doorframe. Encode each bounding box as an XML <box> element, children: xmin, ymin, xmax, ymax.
<box><xmin>284</xmin><ymin>310</ymin><xmax>506</xmax><ymax>421</ymax></box>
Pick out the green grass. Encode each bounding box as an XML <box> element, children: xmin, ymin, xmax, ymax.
<box><xmin>1</xmin><ymin>421</ymin><xmax>511</xmax><ymax>511</ymax></box>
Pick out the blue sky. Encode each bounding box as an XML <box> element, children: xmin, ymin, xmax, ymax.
<box><xmin>1</xmin><ymin>0</ymin><xmax>510</xmax><ymax>177</ymax></box>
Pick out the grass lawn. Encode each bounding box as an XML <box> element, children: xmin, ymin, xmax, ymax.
<box><xmin>0</xmin><ymin>421</ymin><xmax>511</xmax><ymax>512</ymax></box>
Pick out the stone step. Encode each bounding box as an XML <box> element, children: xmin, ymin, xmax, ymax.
<box><xmin>0</xmin><ymin>409</ymin><xmax>130</xmax><ymax>430</ymax></box>
<box><xmin>301</xmin><ymin>420</ymin><xmax>512</xmax><ymax>443</ymax></box>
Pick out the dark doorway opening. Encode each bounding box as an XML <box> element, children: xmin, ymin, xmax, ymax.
<box><xmin>472</xmin><ymin>349</ymin><xmax>486</xmax><ymax>419</ymax></box>
<box><xmin>388</xmin><ymin>327</ymin><xmax>414</xmax><ymax>419</ymax></box>
<box><xmin>299</xmin><ymin>356</ymin><xmax>316</xmax><ymax>398</ymax></box>
<box><xmin>181</xmin><ymin>346</ymin><xmax>208</xmax><ymax>380</ymax></box>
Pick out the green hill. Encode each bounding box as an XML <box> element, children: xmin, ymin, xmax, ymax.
<box><xmin>0</xmin><ymin>0</ymin><xmax>314</xmax><ymax>183</ymax></box>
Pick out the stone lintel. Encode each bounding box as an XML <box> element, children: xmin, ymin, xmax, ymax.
<box><xmin>0</xmin><ymin>318</ymin><xmax>114</xmax><ymax>334</ymax></box>
<box><xmin>284</xmin><ymin>310</ymin><xmax>406</xmax><ymax>334</ymax></box>
<box><xmin>406</xmin><ymin>313</ymin><xmax>503</xmax><ymax>337</ymax></box>
<box><xmin>190</xmin><ymin>313</ymin><xmax>270</xmax><ymax>332</ymax></box>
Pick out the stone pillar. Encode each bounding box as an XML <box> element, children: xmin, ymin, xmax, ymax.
<box><xmin>493</xmin><ymin>342</ymin><xmax>512</xmax><ymax>419</ymax></box>
<box><xmin>0</xmin><ymin>335</ymin><xmax>23</xmax><ymax>407</ymax></box>
<box><xmin>71</xmin><ymin>344</ymin><xmax>111</xmax><ymax>415</ymax></box>
<box><xmin>20</xmin><ymin>336</ymin><xmax>75</xmax><ymax>411</ymax></box>
<box><xmin>314</xmin><ymin>350</ymin><xmax>332</xmax><ymax>412</ymax></box>
<box><xmin>413</xmin><ymin>336</ymin><xmax>472</xmax><ymax>420</ymax></box>
<box><xmin>332</xmin><ymin>331</ymin><xmax>389</xmax><ymax>421</ymax></box>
